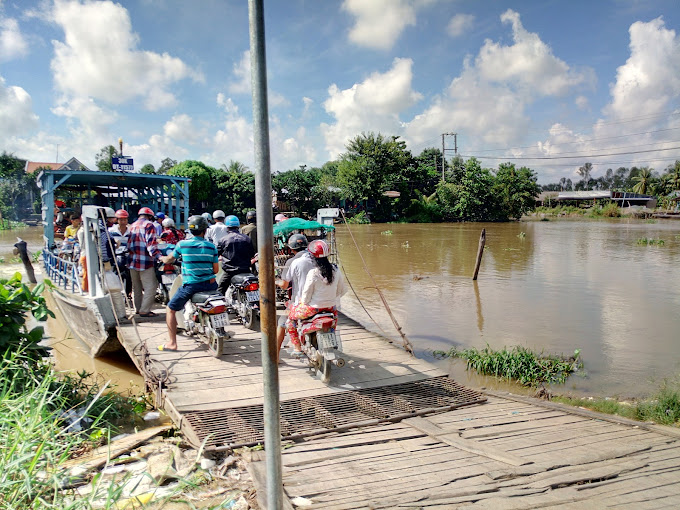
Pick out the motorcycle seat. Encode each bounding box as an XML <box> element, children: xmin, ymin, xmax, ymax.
<box><xmin>230</xmin><ymin>273</ymin><xmax>257</xmax><ymax>285</ymax></box>
<box><xmin>191</xmin><ymin>291</ymin><xmax>223</xmax><ymax>303</ymax></box>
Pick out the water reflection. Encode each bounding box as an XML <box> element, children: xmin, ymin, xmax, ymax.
<box><xmin>337</xmin><ymin>220</ymin><xmax>680</xmax><ymax>398</ymax></box>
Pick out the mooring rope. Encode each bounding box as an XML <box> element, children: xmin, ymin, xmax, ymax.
<box><xmin>96</xmin><ymin>209</ymin><xmax>170</xmax><ymax>403</ymax></box>
<box><xmin>339</xmin><ymin>209</ymin><xmax>414</xmax><ymax>356</ymax></box>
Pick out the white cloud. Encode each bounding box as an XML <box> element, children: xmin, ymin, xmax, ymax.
<box><xmin>228</xmin><ymin>50</ymin><xmax>251</xmax><ymax>95</ymax></box>
<box><xmin>0</xmin><ymin>76</ymin><xmax>39</xmax><ymax>138</ymax></box>
<box><xmin>604</xmin><ymin>17</ymin><xmax>680</xmax><ymax>122</ymax></box>
<box><xmin>50</xmin><ymin>0</ymin><xmax>200</xmax><ymax>111</ymax></box>
<box><xmin>342</xmin><ymin>0</ymin><xmax>417</xmax><ymax>50</ymax></box>
<box><xmin>163</xmin><ymin>114</ymin><xmax>203</xmax><ymax>145</ymax></box>
<box><xmin>404</xmin><ymin>10</ymin><xmax>591</xmax><ymax>156</ymax></box>
<box><xmin>0</xmin><ymin>17</ymin><xmax>29</xmax><ymax>61</ymax></box>
<box><xmin>447</xmin><ymin>14</ymin><xmax>474</xmax><ymax>38</ymax></box>
<box><xmin>476</xmin><ymin>9</ymin><xmax>592</xmax><ymax>96</ymax></box>
<box><xmin>575</xmin><ymin>95</ymin><xmax>589</xmax><ymax>111</ymax></box>
<box><xmin>321</xmin><ymin>58</ymin><xmax>422</xmax><ymax>158</ymax></box>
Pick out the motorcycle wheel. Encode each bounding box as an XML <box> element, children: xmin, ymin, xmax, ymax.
<box><xmin>209</xmin><ymin>331</ymin><xmax>224</xmax><ymax>358</ymax></box>
<box><xmin>160</xmin><ymin>286</ymin><xmax>169</xmax><ymax>305</ymax></box>
<box><xmin>244</xmin><ymin>305</ymin><xmax>260</xmax><ymax>331</ymax></box>
<box><xmin>315</xmin><ymin>350</ymin><xmax>332</xmax><ymax>384</ymax></box>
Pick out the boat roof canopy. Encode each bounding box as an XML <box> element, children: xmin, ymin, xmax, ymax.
<box><xmin>37</xmin><ymin>168</ymin><xmax>191</xmax><ymax>247</ymax></box>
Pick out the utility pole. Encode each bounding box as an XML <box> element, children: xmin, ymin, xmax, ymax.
<box><xmin>441</xmin><ymin>132</ymin><xmax>457</xmax><ymax>181</ymax></box>
<box><xmin>249</xmin><ymin>1</ymin><xmax>283</xmax><ymax>508</ymax></box>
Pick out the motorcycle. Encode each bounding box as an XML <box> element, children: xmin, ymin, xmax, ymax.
<box><xmin>225</xmin><ymin>272</ymin><xmax>260</xmax><ymax>330</ymax></box>
<box><xmin>296</xmin><ymin>311</ymin><xmax>345</xmax><ymax>383</ymax></box>
<box><xmin>113</xmin><ymin>243</ymin><xmax>130</xmax><ymax>296</ymax></box>
<box><xmin>183</xmin><ymin>289</ymin><xmax>232</xmax><ymax>357</ymax></box>
<box><xmin>155</xmin><ymin>243</ymin><xmax>179</xmax><ymax>304</ymax></box>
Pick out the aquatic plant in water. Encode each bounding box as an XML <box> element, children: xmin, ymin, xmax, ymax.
<box><xmin>434</xmin><ymin>345</ymin><xmax>582</xmax><ymax>387</ymax></box>
<box><xmin>636</xmin><ymin>238</ymin><xmax>665</xmax><ymax>246</ymax></box>
<box><xmin>381</xmin><ymin>230</ymin><xmax>393</xmax><ymax>235</ymax></box>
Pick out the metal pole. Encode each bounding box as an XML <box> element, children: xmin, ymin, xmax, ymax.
<box><xmin>248</xmin><ymin>1</ymin><xmax>283</xmax><ymax>509</ymax></box>
<box><xmin>441</xmin><ymin>133</ymin><xmax>446</xmax><ymax>182</ymax></box>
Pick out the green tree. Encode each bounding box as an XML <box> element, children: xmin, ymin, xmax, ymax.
<box><xmin>577</xmin><ymin>162</ymin><xmax>593</xmax><ymax>190</ymax></box>
<box><xmin>272</xmin><ymin>167</ymin><xmax>320</xmax><ymax>214</ymax></box>
<box><xmin>632</xmin><ymin>167</ymin><xmax>654</xmax><ymax>195</ymax></box>
<box><xmin>337</xmin><ymin>132</ymin><xmax>413</xmax><ymax>221</ymax></box>
<box><xmin>214</xmin><ymin>169</ymin><xmax>256</xmax><ymax>217</ymax></box>
<box><xmin>0</xmin><ymin>152</ymin><xmax>38</xmax><ymax>220</ymax></box>
<box><xmin>494</xmin><ymin>163</ymin><xmax>541</xmax><ymax>220</ymax></box>
<box><xmin>158</xmin><ymin>157</ymin><xmax>177</xmax><ymax>175</ymax></box>
<box><xmin>436</xmin><ymin>157</ymin><xmax>501</xmax><ymax>221</ymax></box>
<box><xmin>168</xmin><ymin>160</ymin><xmax>216</xmax><ymax>209</ymax></box>
<box><xmin>221</xmin><ymin>160</ymin><xmax>248</xmax><ymax>173</ymax></box>
<box><xmin>140</xmin><ymin>163</ymin><xmax>156</xmax><ymax>174</ymax></box>
<box><xmin>95</xmin><ymin>145</ymin><xmax>117</xmax><ymax>172</ymax></box>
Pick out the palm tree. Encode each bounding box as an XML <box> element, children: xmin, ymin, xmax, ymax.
<box><xmin>221</xmin><ymin>160</ymin><xmax>248</xmax><ymax>173</ymax></box>
<box><xmin>577</xmin><ymin>162</ymin><xmax>593</xmax><ymax>190</ymax></box>
<box><xmin>632</xmin><ymin>167</ymin><xmax>653</xmax><ymax>195</ymax></box>
<box><xmin>559</xmin><ymin>177</ymin><xmax>566</xmax><ymax>191</ymax></box>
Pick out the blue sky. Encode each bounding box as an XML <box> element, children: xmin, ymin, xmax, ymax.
<box><xmin>1</xmin><ymin>0</ymin><xmax>679</xmax><ymax>183</ymax></box>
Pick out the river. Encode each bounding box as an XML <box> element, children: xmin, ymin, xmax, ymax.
<box><xmin>3</xmin><ymin>220</ymin><xmax>679</xmax><ymax>398</ymax></box>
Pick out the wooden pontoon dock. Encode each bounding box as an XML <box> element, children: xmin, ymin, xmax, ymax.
<box><xmin>116</xmin><ymin>310</ymin><xmax>680</xmax><ymax>509</ymax></box>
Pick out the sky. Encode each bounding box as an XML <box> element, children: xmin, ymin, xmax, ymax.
<box><xmin>1</xmin><ymin>0</ymin><xmax>680</xmax><ymax>184</ymax></box>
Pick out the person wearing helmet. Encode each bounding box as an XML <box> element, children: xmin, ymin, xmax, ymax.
<box><xmin>158</xmin><ymin>215</ymin><xmax>219</xmax><ymax>351</ymax></box>
<box><xmin>216</xmin><ymin>215</ymin><xmax>255</xmax><ymax>295</ymax></box>
<box><xmin>153</xmin><ymin>212</ymin><xmax>165</xmax><ymax>236</ymax></box>
<box><xmin>275</xmin><ymin>233</ymin><xmax>315</xmax><ymax>359</ymax></box>
<box><xmin>206</xmin><ymin>210</ymin><xmax>229</xmax><ymax>246</ymax></box>
<box><xmin>275</xmin><ymin>213</ymin><xmax>288</xmax><ymax>223</ymax></box>
<box><xmin>160</xmin><ymin>217</ymin><xmax>185</xmax><ymax>245</ymax></box>
<box><xmin>201</xmin><ymin>212</ymin><xmax>213</xmax><ymax>226</ymax></box>
<box><xmin>109</xmin><ymin>209</ymin><xmax>130</xmax><ymax>242</ymax></box>
<box><xmin>127</xmin><ymin>207</ymin><xmax>161</xmax><ymax>317</ymax></box>
<box><xmin>240</xmin><ymin>210</ymin><xmax>257</xmax><ymax>252</ymax></box>
<box><xmin>286</xmin><ymin>240</ymin><xmax>347</xmax><ymax>350</ymax></box>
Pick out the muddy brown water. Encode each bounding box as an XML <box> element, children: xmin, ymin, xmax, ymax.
<box><xmin>4</xmin><ymin>222</ymin><xmax>680</xmax><ymax>398</ymax></box>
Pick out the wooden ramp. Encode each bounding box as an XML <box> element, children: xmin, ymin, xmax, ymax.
<box><xmin>116</xmin><ymin>311</ymin><xmax>482</xmax><ymax>448</ymax></box>
<box><xmin>246</xmin><ymin>392</ymin><xmax>680</xmax><ymax>509</ymax></box>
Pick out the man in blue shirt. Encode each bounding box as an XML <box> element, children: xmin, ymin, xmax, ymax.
<box><xmin>158</xmin><ymin>215</ymin><xmax>218</xmax><ymax>351</ymax></box>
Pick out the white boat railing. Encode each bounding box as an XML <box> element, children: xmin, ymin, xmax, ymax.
<box><xmin>42</xmin><ymin>249</ymin><xmax>83</xmax><ymax>294</ymax></box>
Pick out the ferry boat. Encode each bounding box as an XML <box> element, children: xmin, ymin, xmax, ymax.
<box><xmin>36</xmin><ymin>166</ymin><xmax>191</xmax><ymax>357</ymax></box>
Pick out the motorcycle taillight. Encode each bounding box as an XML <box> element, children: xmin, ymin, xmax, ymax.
<box><xmin>244</xmin><ymin>283</ymin><xmax>259</xmax><ymax>291</ymax></box>
<box><xmin>205</xmin><ymin>304</ymin><xmax>226</xmax><ymax>315</ymax></box>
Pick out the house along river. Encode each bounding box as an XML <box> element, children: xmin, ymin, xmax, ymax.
<box><xmin>3</xmin><ymin>220</ymin><xmax>679</xmax><ymax>398</ymax></box>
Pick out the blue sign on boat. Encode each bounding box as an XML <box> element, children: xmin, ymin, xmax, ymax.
<box><xmin>112</xmin><ymin>157</ymin><xmax>134</xmax><ymax>172</ymax></box>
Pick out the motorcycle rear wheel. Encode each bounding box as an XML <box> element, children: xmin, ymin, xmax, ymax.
<box><xmin>244</xmin><ymin>305</ymin><xmax>260</xmax><ymax>331</ymax></box>
<box><xmin>315</xmin><ymin>351</ymin><xmax>332</xmax><ymax>384</ymax></box>
<box><xmin>209</xmin><ymin>332</ymin><xmax>224</xmax><ymax>358</ymax></box>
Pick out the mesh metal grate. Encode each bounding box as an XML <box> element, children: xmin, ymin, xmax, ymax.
<box><xmin>182</xmin><ymin>376</ymin><xmax>486</xmax><ymax>449</ymax></box>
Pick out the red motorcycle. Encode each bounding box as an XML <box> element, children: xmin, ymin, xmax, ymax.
<box><xmin>296</xmin><ymin>311</ymin><xmax>345</xmax><ymax>383</ymax></box>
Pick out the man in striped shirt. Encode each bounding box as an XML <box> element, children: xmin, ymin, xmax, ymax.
<box><xmin>158</xmin><ymin>215</ymin><xmax>219</xmax><ymax>351</ymax></box>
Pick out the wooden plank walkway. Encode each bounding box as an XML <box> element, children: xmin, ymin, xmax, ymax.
<box><xmin>116</xmin><ymin>309</ymin><xmax>680</xmax><ymax>508</ymax></box>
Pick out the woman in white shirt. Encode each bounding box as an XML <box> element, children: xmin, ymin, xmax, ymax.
<box><xmin>288</xmin><ymin>239</ymin><xmax>347</xmax><ymax>334</ymax></box>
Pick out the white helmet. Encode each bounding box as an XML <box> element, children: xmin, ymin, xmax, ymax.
<box><xmin>212</xmin><ymin>209</ymin><xmax>226</xmax><ymax>220</ymax></box>
<box><xmin>162</xmin><ymin>218</ymin><xmax>175</xmax><ymax>228</ymax></box>
<box><xmin>104</xmin><ymin>207</ymin><xmax>116</xmax><ymax>219</ymax></box>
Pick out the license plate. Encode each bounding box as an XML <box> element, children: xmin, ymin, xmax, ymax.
<box><xmin>210</xmin><ymin>313</ymin><xmax>230</xmax><ymax>329</ymax></box>
<box><xmin>162</xmin><ymin>274</ymin><xmax>177</xmax><ymax>285</ymax></box>
<box><xmin>246</xmin><ymin>290</ymin><xmax>260</xmax><ymax>302</ymax></box>
<box><xmin>317</xmin><ymin>331</ymin><xmax>338</xmax><ymax>349</ymax></box>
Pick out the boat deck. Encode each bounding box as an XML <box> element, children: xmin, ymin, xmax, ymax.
<box><xmin>116</xmin><ymin>309</ymin><xmax>680</xmax><ymax>509</ymax></box>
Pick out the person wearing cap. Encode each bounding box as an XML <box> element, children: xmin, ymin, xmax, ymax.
<box><xmin>206</xmin><ymin>210</ymin><xmax>229</xmax><ymax>246</ymax></box>
<box><xmin>158</xmin><ymin>215</ymin><xmax>219</xmax><ymax>351</ymax></box>
<box><xmin>127</xmin><ymin>207</ymin><xmax>161</xmax><ymax>317</ymax></box>
<box><xmin>287</xmin><ymin>239</ymin><xmax>347</xmax><ymax>350</ymax></box>
<box><xmin>153</xmin><ymin>212</ymin><xmax>165</xmax><ymax>236</ymax></box>
<box><xmin>216</xmin><ymin>215</ymin><xmax>255</xmax><ymax>295</ymax></box>
<box><xmin>240</xmin><ymin>210</ymin><xmax>257</xmax><ymax>252</ymax></box>
<box><xmin>275</xmin><ymin>234</ymin><xmax>315</xmax><ymax>359</ymax></box>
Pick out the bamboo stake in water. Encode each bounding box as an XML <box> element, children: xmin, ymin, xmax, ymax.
<box><xmin>472</xmin><ymin>229</ymin><xmax>486</xmax><ymax>281</ymax></box>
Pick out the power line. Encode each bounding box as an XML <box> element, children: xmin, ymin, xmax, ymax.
<box><xmin>462</xmin><ymin>145</ymin><xmax>680</xmax><ymax>161</ymax></box>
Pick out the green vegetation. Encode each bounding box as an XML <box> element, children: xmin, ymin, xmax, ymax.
<box><xmin>636</xmin><ymin>238</ymin><xmax>665</xmax><ymax>246</ymax></box>
<box><xmin>434</xmin><ymin>345</ymin><xmax>582</xmax><ymax>387</ymax></box>
<box><xmin>0</xmin><ymin>273</ymin><xmax>154</xmax><ymax>508</ymax></box>
<box><xmin>381</xmin><ymin>230</ymin><xmax>393</xmax><ymax>235</ymax></box>
<box><xmin>534</xmin><ymin>205</ymin><xmax>586</xmax><ymax>216</ymax></box>
<box><xmin>1</xmin><ymin>152</ymin><xmax>39</xmax><ymax>221</ymax></box>
<box><xmin>588</xmin><ymin>203</ymin><xmax>621</xmax><ymax>218</ymax></box>
<box><xmin>345</xmin><ymin>211</ymin><xmax>370</xmax><ymax>224</ymax></box>
<box><xmin>554</xmin><ymin>382</ymin><xmax>680</xmax><ymax>426</ymax></box>
<box><xmin>517</xmin><ymin>232</ymin><xmax>526</xmax><ymax>238</ymax></box>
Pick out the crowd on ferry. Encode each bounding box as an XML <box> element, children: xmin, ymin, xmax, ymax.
<box><xmin>54</xmin><ymin>205</ymin><xmax>345</xmax><ymax>359</ymax></box>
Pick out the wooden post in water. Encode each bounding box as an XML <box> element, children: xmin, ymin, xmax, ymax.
<box><xmin>14</xmin><ymin>238</ymin><xmax>37</xmax><ymax>283</ymax></box>
<box><xmin>472</xmin><ymin>229</ymin><xmax>485</xmax><ymax>281</ymax></box>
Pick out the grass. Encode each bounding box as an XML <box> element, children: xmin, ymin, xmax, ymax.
<box><xmin>0</xmin><ymin>256</ymin><xmax>22</xmax><ymax>264</ymax></box>
<box><xmin>636</xmin><ymin>238</ymin><xmax>665</xmax><ymax>246</ymax></box>
<box><xmin>534</xmin><ymin>205</ymin><xmax>587</xmax><ymax>217</ymax></box>
<box><xmin>588</xmin><ymin>203</ymin><xmax>621</xmax><ymax>218</ymax></box>
<box><xmin>554</xmin><ymin>383</ymin><xmax>680</xmax><ymax>426</ymax></box>
<box><xmin>434</xmin><ymin>345</ymin><xmax>582</xmax><ymax>387</ymax></box>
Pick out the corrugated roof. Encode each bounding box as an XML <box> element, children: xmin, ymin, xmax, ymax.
<box><xmin>558</xmin><ymin>191</ymin><xmax>611</xmax><ymax>200</ymax></box>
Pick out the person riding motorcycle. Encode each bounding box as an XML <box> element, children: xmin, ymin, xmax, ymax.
<box><xmin>160</xmin><ymin>217</ymin><xmax>185</xmax><ymax>245</ymax></box>
<box><xmin>206</xmin><ymin>210</ymin><xmax>230</xmax><ymax>246</ymax></box>
<box><xmin>216</xmin><ymin>215</ymin><xmax>255</xmax><ymax>295</ymax></box>
<box><xmin>158</xmin><ymin>215</ymin><xmax>219</xmax><ymax>351</ymax></box>
<box><xmin>240</xmin><ymin>210</ymin><xmax>257</xmax><ymax>252</ymax></box>
<box><xmin>286</xmin><ymin>239</ymin><xmax>347</xmax><ymax>348</ymax></box>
